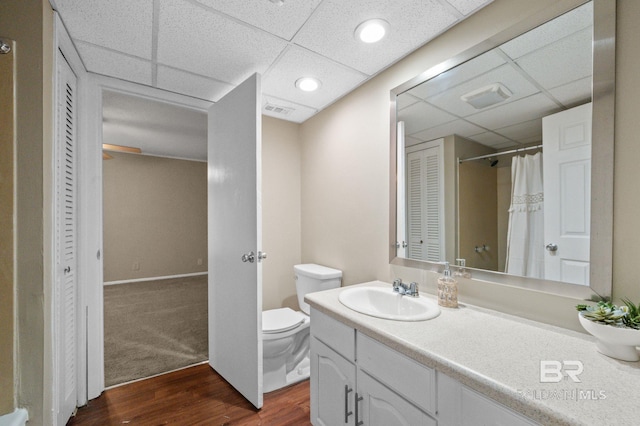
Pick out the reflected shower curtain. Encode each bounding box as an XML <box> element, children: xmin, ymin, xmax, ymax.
<box><xmin>505</xmin><ymin>153</ymin><xmax>544</xmax><ymax>278</ymax></box>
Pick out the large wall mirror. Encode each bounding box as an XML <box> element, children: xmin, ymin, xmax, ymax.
<box><xmin>390</xmin><ymin>0</ymin><xmax>615</xmax><ymax>299</ymax></box>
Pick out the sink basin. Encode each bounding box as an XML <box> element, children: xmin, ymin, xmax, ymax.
<box><xmin>338</xmin><ymin>286</ymin><xmax>441</xmax><ymax>321</ymax></box>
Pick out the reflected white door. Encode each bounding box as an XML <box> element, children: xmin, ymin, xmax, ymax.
<box><xmin>208</xmin><ymin>74</ymin><xmax>263</xmax><ymax>408</ymax></box>
<box><xmin>406</xmin><ymin>140</ymin><xmax>444</xmax><ymax>262</ymax></box>
<box><xmin>542</xmin><ymin>103</ymin><xmax>592</xmax><ymax>285</ymax></box>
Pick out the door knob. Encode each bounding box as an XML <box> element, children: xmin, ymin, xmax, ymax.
<box><xmin>241</xmin><ymin>251</ymin><xmax>255</xmax><ymax>263</ymax></box>
<box><xmin>546</xmin><ymin>243</ymin><xmax>558</xmax><ymax>252</ymax></box>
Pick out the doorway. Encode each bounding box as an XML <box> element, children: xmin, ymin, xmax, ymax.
<box><xmin>100</xmin><ymin>88</ymin><xmax>209</xmax><ymax>386</ymax></box>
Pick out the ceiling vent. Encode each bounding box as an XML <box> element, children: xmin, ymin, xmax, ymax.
<box><xmin>461</xmin><ymin>83</ymin><xmax>512</xmax><ymax>109</ymax></box>
<box><xmin>264</xmin><ymin>103</ymin><xmax>294</xmax><ymax>116</ymax></box>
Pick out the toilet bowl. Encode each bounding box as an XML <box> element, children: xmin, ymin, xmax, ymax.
<box><xmin>262</xmin><ymin>264</ymin><xmax>342</xmax><ymax>393</ymax></box>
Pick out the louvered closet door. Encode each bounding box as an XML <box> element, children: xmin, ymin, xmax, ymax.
<box><xmin>56</xmin><ymin>49</ymin><xmax>78</xmax><ymax>426</ymax></box>
<box><xmin>406</xmin><ymin>145</ymin><xmax>443</xmax><ymax>262</ymax></box>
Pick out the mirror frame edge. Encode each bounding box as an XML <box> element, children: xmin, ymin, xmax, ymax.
<box><xmin>389</xmin><ymin>0</ymin><xmax>615</xmax><ymax>300</ymax></box>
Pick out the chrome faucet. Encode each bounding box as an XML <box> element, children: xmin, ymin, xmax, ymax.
<box><xmin>392</xmin><ymin>279</ymin><xmax>419</xmax><ymax>297</ymax></box>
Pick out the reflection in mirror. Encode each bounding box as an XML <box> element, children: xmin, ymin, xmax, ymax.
<box><xmin>391</xmin><ymin>0</ymin><xmax>615</xmax><ymax>298</ymax></box>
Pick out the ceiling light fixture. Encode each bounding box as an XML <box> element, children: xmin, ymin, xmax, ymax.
<box><xmin>295</xmin><ymin>77</ymin><xmax>321</xmax><ymax>92</ymax></box>
<box><xmin>354</xmin><ymin>19</ymin><xmax>389</xmax><ymax>43</ymax></box>
<box><xmin>461</xmin><ymin>83</ymin><xmax>512</xmax><ymax>109</ymax></box>
<box><xmin>268</xmin><ymin>0</ymin><xmax>284</xmax><ymax>5</ymax></box>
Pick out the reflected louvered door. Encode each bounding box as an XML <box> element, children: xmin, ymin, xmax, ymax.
<box><xmin>406</xmin><ymin>145</ymin><xmax>443</xmax><ymax>262</ymax></box>
<box><xmin>56</xmin><ymin>49</ymin><xmax>78</xmax><ymax>426</ymax></box>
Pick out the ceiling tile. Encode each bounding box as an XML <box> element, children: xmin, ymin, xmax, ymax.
<box><xmin>494</xmin><ymin>118</ymin><xmax>543</xmax><ymax>142</ymax></box>
<box><xmin>56</xmin><ymin>0</ymin><xmax>153</xmax><ymax>59</ymax></box>
<box><xmin>397</xmin><ymin>101</ymin><xmax>457</xmax><ymax>135</ymax></box>
<box><xmin>157</xmin><ymin>0</ymin><xmax>288</xmax><ymax>85</ymax></box>
<box><xmin>293</xmin><ymin>0</ymin><xmax>462</xmax><ymax>75</ymax></box>
<box><xmin>262</xmin><ymin>46</ymin><xmax>367</xmax><ymax>110</ymax></box>
<box><xmin>499</xmin><ymin>2</ymin><xmax>592</xmax><ymax>60</ymax></box>
<box><xmin>76</xmin><ymin>42</ymin><xmax>153</xmax><ymax>86</ymax></box>
<box><xmin>262</xmin><ymin>95</ymin><xmax>318</xmax><ymax>123</ymax></box>
<box><xmin>465</xmin><ymin>93</ymin><xmax>560</xmax><ymax>130</ymax></box>
<box><xmin>426</xmin><ymin>64</ymin><xmax>540</xmax><ymax>117</ymax></box>
<box><xmin>467</xmin><ymin>131</ymin><xmax>514</xmax><ymax>147</ymax></box>
<box><xmin>548</xmin><ymin>77</ymin><xmax>592</xmax><ymax>108</ymax></box>
<box><xmin>516</xmin><ymin>28</ymin><xmax>592</xmax><ymax>91</ymax></box>
<box><xmin>194</xmin><ymin>0</ymin><xmax>322</xmax><ymax>40</ymax></box>
<box><xmin>407</xmin><ymin>50</ymin><xmax>506</xmax><ymax>100</ymax></box>
<box><xmin>156</xmin><ymin>66</ymin><xmax>233</xmax><ymax>102</ymax></box>
<box><xmin>410</xmin><ymin>118</ymin><xmax>485</xmax><ymax>143</ymax></box>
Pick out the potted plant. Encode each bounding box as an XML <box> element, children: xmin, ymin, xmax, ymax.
<box><xmin>576</xmin><ymin>299</ymin><xmax>640</xmax><ymax>361</ymax></box>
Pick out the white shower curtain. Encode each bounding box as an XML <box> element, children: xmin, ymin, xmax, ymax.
<box><xmin>505</xmin><ymin>152</ymin><xmax>545</xmax><ymax>278</ymax></box>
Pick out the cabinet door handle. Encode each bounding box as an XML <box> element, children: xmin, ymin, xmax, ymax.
<box><xmin>344</xmin><ymin>385</ymin><xmax>353</xmax><ymax>423</ymax></box>
<box><xmin>355</xmin><ymin>392</ymin><xmax>364</xmax><ymax>426</ymax></box>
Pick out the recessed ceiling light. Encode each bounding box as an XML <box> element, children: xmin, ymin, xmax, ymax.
<box><xmin>295</xmin><ymin>77</ymin><xmax>321</xmax><ymax>92</ymax></box>
<box><xmin>355</xmin><ymin>19</ymin><xmax>389</xmax><ymax>43</ymax></box>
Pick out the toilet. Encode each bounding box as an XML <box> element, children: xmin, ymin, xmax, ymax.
<box><xmin>262</xmin><ymin>263</ymin><xmax>342</xmax><ymax>393</ymax></box>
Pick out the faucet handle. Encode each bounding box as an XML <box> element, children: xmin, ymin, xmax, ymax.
<box><xmin>392</xmin><ymin>278</ymin><xmax>403</xmax><ymax>292</ymax></box>
<box><xmin>408</xmin><ymin>282</ymin><xmax>419</xmax><ymax>297</ymax></box>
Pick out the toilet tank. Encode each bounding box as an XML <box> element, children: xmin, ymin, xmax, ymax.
<box><xmin>294</xmin><ymin>264</ymin><xmax>342</xmax><ymax>315</ymax></box>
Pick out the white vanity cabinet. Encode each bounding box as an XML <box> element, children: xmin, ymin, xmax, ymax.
<box><xmin>438</xmin><ymin>374</ymin><xmax>539</xmax><ymax>426</ymax></box>
<box><xmin>310</xmin><ymin>308</ymin><xmax>538</xmax><ymax>426</ymax></box>
<box><xmin>310</xmin><ymin>309</ymin><xmax>436</xmax><ymax>426</ymax></box>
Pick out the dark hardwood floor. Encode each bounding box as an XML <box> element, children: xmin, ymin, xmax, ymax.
<box><xmin>68</xmin><ymin>363</ymin><xmax>312</xmax><ymax>426</ymax></box>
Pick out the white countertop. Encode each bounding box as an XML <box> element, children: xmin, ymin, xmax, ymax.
<box><xmin>305</xmin><ymin>281</ymin><xmax>640</xmax><ymax>426</ymax></box>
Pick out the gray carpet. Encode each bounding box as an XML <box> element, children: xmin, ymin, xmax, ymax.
<box><xmin>104</xmin><ymin>275</ymin><xmax>208</xmax><ymax>387</ymax></box>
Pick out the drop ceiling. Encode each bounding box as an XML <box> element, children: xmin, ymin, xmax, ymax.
<box><xmin>53</xmin><ymin>0</ymin><xmax>494</xmax><ymax>126</ymax></box>
<box><xmin>397</xmin><ymin>1</ymin><xmax>593</xmax><ymax>151</ymax></box>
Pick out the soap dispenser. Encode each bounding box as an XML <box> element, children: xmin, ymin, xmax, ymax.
<box><xmin>454</xmin><ymin>258</ymin><xmax>471</xmax><ymax>279</ymax></box>
<box><xmin>438</xmin><ymin>262</ymin><xmax>458</xmax><ymax>308</ymax></box>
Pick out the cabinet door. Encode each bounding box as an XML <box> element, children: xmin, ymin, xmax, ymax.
<box><xmin>358</xmin><ymin>371</ymin><xmax>436</xmax><ymax>426</ymax></box>
<box><xmin>310</xmin><ymin>337</ymin><xmax>356</xmax><ymax>426</ymax></box>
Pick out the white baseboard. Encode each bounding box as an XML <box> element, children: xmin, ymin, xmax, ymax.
<box><xmin>104</xmin><ymin>272</ymin><xmax>208</xmax><ymax>286</ymax></box>
<box><xmin>0</xmin><ymin>409</ymin><xmax>28</xmax><ymax>426</ymax></box>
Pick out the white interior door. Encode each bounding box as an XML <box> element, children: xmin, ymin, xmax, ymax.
<box><xmin>208</xmin><ymin>73</ymin><xmax>263</xmax><ymax>408</ymax></box>
<box><xmin>543</xmin><ymin>103</ymin><xmax>592</xmax><ymax>285</ymax></box>
<box><xmin>55</xmin><ymin>48</ymin><xmax>78</xmax><ymax>426</ymax></box>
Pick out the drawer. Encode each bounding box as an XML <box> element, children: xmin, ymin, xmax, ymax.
<box><xmin>357</xmin><ymin>333</ymin><xmax>436</xmax><ymax>415</ymax></box>
<box><xmin>310</xmin><ymin>308</ymin><xmax>356</xmax><ymax>362</ymax></box>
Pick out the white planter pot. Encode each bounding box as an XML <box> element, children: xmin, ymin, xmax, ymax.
<box><xmin>578</xmin><ymin>313</ymin><xmax>640</xmax><ymax>362</ymax></box>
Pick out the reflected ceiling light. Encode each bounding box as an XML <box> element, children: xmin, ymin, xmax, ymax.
<box><xmin>461</xmin><ymin>83</ymin><xmax>512</xmax><ymax>109</ymax></box>
<box><xmin>295</xmin><ymin>77</ymin><xmax>321</xmax><ymax>92</ymax></box>
<box><xmin>355</xmin><ymin>19</ymin><xmax>389</xmax><ymax>43</ymax></box>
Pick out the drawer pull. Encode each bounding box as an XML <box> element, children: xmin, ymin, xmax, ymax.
<box><xmin>355</xmin><ymin>392</ymin><xmax>364</xmax><ymax>426</ymax></box>
<box><xmin>345</xmin><ymin>385</ymin><xmax>353</xmax><ymax>423</ymax></box>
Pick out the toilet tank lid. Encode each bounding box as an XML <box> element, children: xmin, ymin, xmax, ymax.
<box><xmin>294</xmin><ymin>264</ymin><xmax>342</xmax><ymax>279</ymax></box>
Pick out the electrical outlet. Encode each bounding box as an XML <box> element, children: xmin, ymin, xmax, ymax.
<box><xmin>132</xmin><ymin>261</ymin><xmax>140</xmax><ymax>271</ymax></box>
<box><xmin>197</xmin><ymin>258</ymin><xmax>203</xmax><ymax>266</ymax></box>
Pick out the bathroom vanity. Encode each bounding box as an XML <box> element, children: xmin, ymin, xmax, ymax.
<box><xmin>306</xmin><ymin>281</ymin><xmax>640</xmax><ymax>426</ymax></box>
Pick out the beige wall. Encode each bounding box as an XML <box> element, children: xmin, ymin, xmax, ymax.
<box><xmin>0</xmin><ymin>35</ymin><xmax>15</xmax><ymax>415</ymax></box>
<box><xmin>0</xmin><ymin>0</ymin><xmax>53</xmax><ymax>422</ymax></box>
<box><xmin>262</xmin><ymin>116</ymin><xmax>302</xmax><ymax>310</ymax></box>
<box><xmin>103</xmin><ymin>152</ymin><xmax>208</xmax><ymax>282</ymax></box>
<box><xmin>300</xmin><ymin>0</ymin><xmax>640</xmax><ymax>332</ymax></box>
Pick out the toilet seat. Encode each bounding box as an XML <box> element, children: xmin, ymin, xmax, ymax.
<box><xmin>263</xmin><ymin>308</ymin><xmax>305</xmax><ymax>334</ymax></box>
